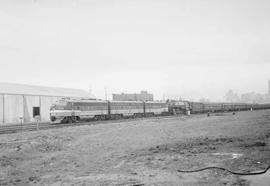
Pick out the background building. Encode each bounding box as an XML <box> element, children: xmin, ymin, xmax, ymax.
<box><xmin>0</xmin><ymin>83</ymin><xmax>94</xmax><ymax>125</ymax></box>
<box><xmin>112</xmin><ymin>91</ymin><xmax>153</xmax><ymax>101</ymax></box>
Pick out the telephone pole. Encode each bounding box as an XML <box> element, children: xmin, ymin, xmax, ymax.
<box><xmin>105</xmin><ymin>87</ymin><xmax>108</xmax><ymax>100</ymax></box>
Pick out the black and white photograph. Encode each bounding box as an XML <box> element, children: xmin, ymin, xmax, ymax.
<box><xmin>0</xmin><ymin>0</ymin><xmax>270</xmax><ymax>185</ymax></box>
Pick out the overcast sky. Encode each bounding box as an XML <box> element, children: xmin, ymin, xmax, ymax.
<box><xmin>0</xmin><ymin>0</ymin><xmax>269</xmax><ymax>101</ymax></box>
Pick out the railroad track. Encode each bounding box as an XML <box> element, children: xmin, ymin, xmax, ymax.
<box><xmin>0</xmin><ymin>110</ymin><xmax>246</xmax><ymax>135</ymax></box>
<box><xmin>0</xmin><ymin>115</ymin><xmax>182</xmax><ymax>135</ymax></box>
<box><xmin>0</xmin><ymin>122</ymin><xmax>74</xmax><ymax>135</ymax></box>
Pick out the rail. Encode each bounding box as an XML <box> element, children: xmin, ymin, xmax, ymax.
<box><xmin>0</xmin><ymin>115</ymin><xmax>178</xmax><ymax>135</ymax></box>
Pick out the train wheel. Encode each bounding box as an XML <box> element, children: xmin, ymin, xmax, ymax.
<box><xmin>116</xmin><ymin>114</ymin><xmax>120</xmax><ymax>120</ymax></box>
<box><xmin>61</xmin><ymin>118</ymin><xmax>67</xmax><ymax>124</ymax></box>
<box><xmin>67</xmin><ymin>117</ymin><xmax>73</xmax><ymax>123</ymax></box>
<box><xmin>96</xmin><ymin>116</ymin><xmax>99</xmax><ymax>121</ymax></box>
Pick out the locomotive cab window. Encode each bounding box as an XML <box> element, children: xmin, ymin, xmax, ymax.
<box><xmin>33</xmin><ymin>107</ymin><xmax>40</xmax><ymax>117</ymax></box>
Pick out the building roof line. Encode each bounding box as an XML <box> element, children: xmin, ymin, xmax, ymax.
<box><xmin>0</xmin><ymin>82</ymin><xmax>95</xmax><ymax>98</ymax></box>
<box><xmin>0</xmin><ymin>93</ymin><xmax>89</xmax><ymax>98</ymax></box>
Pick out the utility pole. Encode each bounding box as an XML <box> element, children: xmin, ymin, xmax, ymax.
<box><xmin>89</xmin><ymin>84</ymin><xmax>93</xmax><ymax>96</ymax></box>
<box><xmin>105</xmin><ymin>87</ymin><xmax>108</xmax><ymax>100</ymax></box>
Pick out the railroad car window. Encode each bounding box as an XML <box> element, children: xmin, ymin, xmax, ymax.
<box><xmin>33</xmin><ymin>107</ymin><xmax>40</xmax><ymax>118</ymax></box>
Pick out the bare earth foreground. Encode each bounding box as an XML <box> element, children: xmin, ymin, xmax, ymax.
<box><xmin>1</xmin><ymin>110</ymin><xmax>270</xmax><ymax>186</ymax></box>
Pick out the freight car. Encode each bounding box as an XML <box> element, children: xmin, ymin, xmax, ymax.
<box><xmin>50</xmin><ymin>99</ymin><xmax>169</xmax><ymax>123</ymax></box>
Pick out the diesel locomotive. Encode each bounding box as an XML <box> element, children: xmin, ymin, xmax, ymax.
<box><xmin>50</xmin><ymin>99</ymin><xmax>169</xmax><ymax>123</ymax></box>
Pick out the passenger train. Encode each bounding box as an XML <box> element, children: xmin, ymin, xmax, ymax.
<box><xmin>50</xmin><ymin>98</ymin><xmax>270</xmax><ymax>123</ymax></box>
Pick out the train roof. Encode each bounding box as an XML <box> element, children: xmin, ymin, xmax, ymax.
<box><xmin>144</xmin><ymin>101</ymin><xmax>167</xmax><ymax>104</ymax></box>
<box><xmin>189</xmin><ymin>102</ymin><xmax>260</xmax><ymax>105</ymax></box>
<box><xmin>109</xmin><ymin>100</ymin><xmax>143</xmax><ymax>104</ymax></box>
<box><xmin>67</xmin><ymin>99</ymin><xmax>107</xmax><ymax>103</ymax></box>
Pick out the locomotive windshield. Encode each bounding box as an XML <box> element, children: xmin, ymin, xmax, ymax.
<box><xmin>50</xmin><ymin>101</ymin><xmax>72</xmax><ymax>110</ymax></box>
<box><xmin>50</xmin><ymin>104</ymin><xmax>66</xmax><ymax>110</ymax></box>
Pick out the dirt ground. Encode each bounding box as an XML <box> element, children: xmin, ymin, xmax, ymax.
<box><xmin>1</xmin><ymin>110</ymin><xmax>270</xmax><ymax>186</ymax></box>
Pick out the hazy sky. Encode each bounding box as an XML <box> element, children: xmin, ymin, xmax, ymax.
<box><xmin>0</xmin><ymin>0</ymin><xmax>270</xmax><ymax>101</ymax></box>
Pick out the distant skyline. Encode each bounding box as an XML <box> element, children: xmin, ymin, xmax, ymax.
<box><xmin>0</xmin><ymin>0</ymin><xmax>270</xmax><ymax>101</ymax></box>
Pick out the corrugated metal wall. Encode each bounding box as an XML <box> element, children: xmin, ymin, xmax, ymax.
<box><xmin>0</xmin><ymin>94</ymin><xmax>63</xmax><ymax>125</ymax></box>
<box><xmin>0</xmin><ymin>95</ymin><xmax>3</xmax><ymax>125</ymax></box>
<box><xmin>24</xmin><ymin>95</ymin><xmax>40</xmax><ymax>123</ymax></box>
<box><xmin>4</xmin><ymin>95</ymin><xmax>24</xmax><ymax>124</ymax></box>
<box><xmin>41</xmin><ymin>96</ymin><xmax>55</xmax><ymax>122</ymax></box>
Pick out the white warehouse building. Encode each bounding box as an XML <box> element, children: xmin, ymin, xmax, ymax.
<box><xmin>0</xmin><ymin>83</ymin><xmax>95</xmax><ymax>125</ymax></box>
